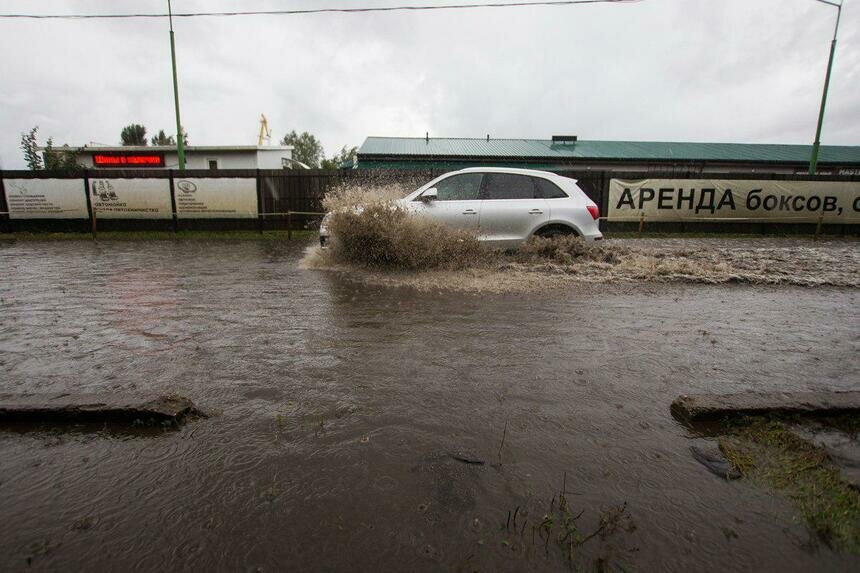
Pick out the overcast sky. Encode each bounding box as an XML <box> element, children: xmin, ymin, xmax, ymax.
<box><xmin>0</xmin><ymin>0</ymin><xmax>857</xmax><ymax>168</ymax></box>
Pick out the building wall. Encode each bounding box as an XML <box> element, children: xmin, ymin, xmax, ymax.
<box><xmin>256</xmin><ymin>149</ymin><xmax>291</xmax><ymax>169</ymax></box>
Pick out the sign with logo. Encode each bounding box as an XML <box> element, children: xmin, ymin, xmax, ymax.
<box><xmin>174</xmin><ymin>178</ymin><xmax>257</xmax><ymax>219</ymax></box>
<box><xmin>92</xmin><ymin>152</ymin><xmax>165</xmax><ymax>168</ymax></box>
<box><xmin>608</xmin><ymin>179</ymin><xmax>860</xmax><ymax>223</ymax></box>
<box><xmin>90</xmin><ymin>178</ymin><xmax>172</xmax><ymax>219</ymax></box>
<box><xmin>3</xmin><ymin>179</ymin><xmax>88</xmax><ymax>219</ymax></box>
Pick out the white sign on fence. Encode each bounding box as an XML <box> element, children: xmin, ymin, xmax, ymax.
<box><xmin>3</xmin><ymin>179</ymin><xmax>88</xmax><ymax>219</ymax></box>
<box><xmin>174</xmin><ymin>178</ymin><xmax>257</xmax><ymax>219</ymax></box>
<box><xmin>89</xmin><ymin>178</ymin><xmax>172</xmax><ymax>219</ymax></box>
<box><xmin>608</xmin><ymin>179</ymin><xmax>860</xmax><ymax>223</ymax></box>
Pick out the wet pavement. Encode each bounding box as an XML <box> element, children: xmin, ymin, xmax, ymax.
<box><xmin>0</xmin><ymin>238</ymin><xmax>858</xmax><ymax>571</ymax></box>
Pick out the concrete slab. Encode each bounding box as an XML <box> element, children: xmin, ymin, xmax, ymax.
<box><xmin>671</xmin><ymin>391</ymin><xmax>860</xmax><ymax>423</ymax></box>
<box><xmin>0</xmin><ymin>393</ymin><xmax>200</xmax><ymax>425</ymax></box>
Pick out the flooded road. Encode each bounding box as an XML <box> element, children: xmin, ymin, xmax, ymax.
<box><xmin>1</xmin><ymin>238</ymin><xmax>858</xmax><ymax>571</ymax></box>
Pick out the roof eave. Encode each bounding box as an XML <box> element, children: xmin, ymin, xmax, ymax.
<box><xmin>356</xmin><ymin>154</ymin><xmax>850</xmax><ymax>165</ymax></box>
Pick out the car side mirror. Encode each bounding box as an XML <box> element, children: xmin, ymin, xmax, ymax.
<box><xmin>421</xmin><ymin>188</ymin><xmax>438</xmax><ymax>203</ymax></box>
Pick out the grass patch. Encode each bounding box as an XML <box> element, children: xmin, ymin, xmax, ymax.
<box><xmin>0</xmin><ymin>230</ymin><xmax>316</xmax><ymax>241</ymax></box>
<box><xmin>718</xmin><ymin>416</ymin><xmax>860</xmax><ymax>551</ymax></box>
<box><xmin>495</xmin><ymin>478</ymin><xmax>634</xmax><ymax>569</ymax></box>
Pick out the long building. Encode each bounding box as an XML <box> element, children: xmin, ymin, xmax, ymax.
<box><xmin>44</xmin><ymin>144</ymin><xmax>297</xmax><ymax>171</ymax></box>
<box><xmin>355</xmin><ymin>135</ymin><xmax>860</xmax><ymax>175</ymax></box>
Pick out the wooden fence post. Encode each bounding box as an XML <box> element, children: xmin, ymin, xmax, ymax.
<box><xmin>81</xmin><ymin>171</ymin><xmax>94</xmax><ymax>239</ymax></box>
<box><xmin>638</xmin><ymin>212</ymin><xmax>645</xmax><ymax>236</ymax></box>
<box><xmin>0</xmin><ymin>173</ymin><xmax>8</xmax><ymax>234</ymax></box>
<box><xmin>256</xmin><ymin>169</ymin><xmax>263</xmax><ymax>235</ymax></box>
<box><xmin>91</xmin><ymin>203</ymin><xmax>97</xmax><ymax>240</ymax></box>
<box><xmin>287</xmin><ymin>211</ymin><xmax>292</xmax><ymax>240</ymax></box>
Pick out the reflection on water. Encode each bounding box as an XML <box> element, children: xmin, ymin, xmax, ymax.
<box><xmin>0</xmin><ymin>239</ymin><xmax>858</xmax><ymax>571</ymax></box>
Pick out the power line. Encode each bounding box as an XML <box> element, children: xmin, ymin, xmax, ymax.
<box><xmin>0</xmin><ymin>1</ymin><xmax>643</xmax><ymax>20</ymax></box>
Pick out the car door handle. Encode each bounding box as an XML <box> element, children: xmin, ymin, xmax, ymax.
<box><xmin>462</xmin><ymin>209</ymin><xmax>477</xmax><ymax>215</ymax></box>
<box><xmin>528</xmin><ymin>209</ymin><xmax>543</xmax><ymax>215</ymax></box>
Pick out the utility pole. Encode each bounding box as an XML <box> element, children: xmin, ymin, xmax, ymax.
<box><xmin>808</xmin><ymin>0</ymin><xmax>842</xmax><ymax>175</ymax></box>
<box><xmin>168</xmin><ymin>0</ymin><xmax>185</xmax><ymax>170</ymax></box>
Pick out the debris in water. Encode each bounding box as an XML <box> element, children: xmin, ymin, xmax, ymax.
<box><xmin>689</xmin><ymin>445</ymin><xmax>741</xmax><ymax>480</ymax></box>
<box><xmin>0</xmin><ymin>393</ymin><xmax>202</xmax><ymax>426</ymax></box>
<box><xmin>671</xmin><ymin>391</ymin><xmax>860</xmax><ymax>424</ymax></box>
<box><xmin>449</xmin><ymin>451</ymin><xmax>485</xmax><ymax>465</ymax></box>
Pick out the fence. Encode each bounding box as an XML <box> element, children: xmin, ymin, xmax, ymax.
<box><xmin>1</xmin><ymin>168</ymin><xmax>859</xmax><ymax>235</ymax></box>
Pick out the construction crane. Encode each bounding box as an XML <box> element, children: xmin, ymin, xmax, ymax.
<box><xmin>257</xmin><ymin>114</ymin><xmax>271</xmax><ymax>146</ymax></box>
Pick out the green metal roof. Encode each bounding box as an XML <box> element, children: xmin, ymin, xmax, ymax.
<box><xmin>357</xmin><ymin>137</ymin><xmax>860</xmax><ymax>164</ymax></box>
<box><xmin>354</xmin><ymin>159</ymin><xmax>571</xmax><ymax>171</ymax></box>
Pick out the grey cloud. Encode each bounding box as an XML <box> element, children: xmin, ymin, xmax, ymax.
<box><xmin>0</xmin><ymin>0</ymin><xmax>856</xmax><ymax>169</ymax></box>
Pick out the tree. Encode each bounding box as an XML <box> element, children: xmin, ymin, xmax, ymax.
<box><xmin>20</xmin><ymin>126</ymin><xmax>42</xmax><ymax>170</ymax></box>
<box><xmin>280</xmin><ymin>130</ymin><xmax>324</xmax><ymax>168</ymax></box>
<box><xmin>43</xmin><ymin>138</ymin><xmax>83</xmax><ymax>174</ymax></box>
<box><xmin>120</xmin><ymin>124</ymin><xmax>147</xmax><ymax>146</ymax></box>
<box><xmin>321</xmin><ymin>145</ymin><xmax>358</xmax><ymax>170</ymax></box>
<box><xmin>151</xmin><ymin>129</ymin><xmax>175</xmax><ymax>146</ymax></box>
<box><xmin>151</xmin><ymin>127</ymin><xmax>188</xmax><ymax>146</ymax></box>
<box><xmin>20</xmin><ymin>126</ymin><xmax>81</xmax><ymax>173</ymax></box>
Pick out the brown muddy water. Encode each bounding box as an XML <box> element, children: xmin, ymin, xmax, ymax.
<box><xmin>0</xmin><ymin>238</ymin><xmax>858</xmax><ymax>572</ymax></box>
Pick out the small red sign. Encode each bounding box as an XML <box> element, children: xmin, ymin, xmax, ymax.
<box><xmin>93</xmin><ymin>153</ymin><xmax>165</xmax><ymax>168</ymax></box>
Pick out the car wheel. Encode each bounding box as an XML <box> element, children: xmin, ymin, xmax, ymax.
<box><xmin>535</xmin><ymin>225</ymin><xmax>576</xmax><ymax>239</ymax></box>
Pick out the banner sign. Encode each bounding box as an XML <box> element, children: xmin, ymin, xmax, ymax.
<box><xmin>89</xmin><ymin>178</ymin><xmax>172</xmax><ymax>219</ymax></box>
<box><xmin>92</xmin><ymin>152</ymin><xmax>165</xmax><ymax>168</ymax></box>
<box><xmin>3</xmin><ymin>179</ymin><xmax>88</xmax><ymax>219</ymax></box>
<box><xmin>608</xmin><ymin>179</ymin><xmax>860</xmax><ymax>223</ymax></box>
<box><xmin>174</xmin><ymin>178</ymin><xmax>257</xmax><ymax>219</ymax></box>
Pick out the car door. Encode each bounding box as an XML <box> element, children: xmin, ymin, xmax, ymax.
<box><xmin>408</xmin><ymin>172</ymin><xmax>483</xmax><ymax>232</ymax></box>
<box><xmin>479</xmin><ymin>173</ymin><xmax>549</xmax><ymax>246</ymax></box>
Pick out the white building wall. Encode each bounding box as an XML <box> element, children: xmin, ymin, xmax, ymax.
<box><xmin>256</xmin><ymin>149</ymin><xmax>291</xmax><ymax>169</ymax></box>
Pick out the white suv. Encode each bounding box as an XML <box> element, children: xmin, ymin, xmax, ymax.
<box><xmin>320</xmin><ymin>167</ymin><xmax>602</xmax><ymax>248</ymax></box>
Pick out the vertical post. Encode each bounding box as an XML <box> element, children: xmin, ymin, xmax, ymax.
<box><xmin>638</xmin><ymin>212</ymin><xmax>645</xmax><ymax>235</ymax></box>
<box><xmin>91</xmin><ymin>202</ymin><xmax>98</xmax><ymax>240</ymax></box>
<box><xmin>0</xmin><ymin>172</ymin><xmax>9</xmax><ymax>235</ymax></box>
<box><xmin>82</xmin><ymin>170</ymin><xmax>96</xmax><ymax>240</ymax></box>
<box><xmin>600</xmin><ymin>172</ymin><xmax>610</xmax><ymax>232</ymax></box>
<box><xmin>0</xmin><ymin>172</ymin><xmax>6</xmax><ymax>227</ymax></box>
<box><xmin>815</xmin><ymin>214</ymin><xmax>823</xmax><ymax>240</ymax></box>
<box><xmin>256</xmin><ymin>169</ymin><xmax>263</xmax><ymax>234</ymax></box>
<box><xmin>287</xmin><ymin>211</ymin><xmax>292</xmax><ymax>240</ymax></box>
<box><xmin>809</xmin><ymin>1</ymin><xmax>841</xmax><ymax>175</ymax></box>
<box><xmin>168</xmin><ymin>0</ymin><xmax>185</xmax><ymax>171</ymax></box>
<box><xmin>168</xmin><ymin>170</ymin><xmax>178</xmax><ymax>234</ymax></box>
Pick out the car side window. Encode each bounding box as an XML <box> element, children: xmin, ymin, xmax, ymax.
<box><xmin>483</xmin><ymin>173</ymin><xmax>537</xmax><ymax>200</ymax></box>
<box><xmin>426</xmin><ymin>173</ymin><xmax>483</xmax><ymax>201</ymax></box>
<box><xmin>534</xmin><ymin>177</ymin><xmax>568</xmax><ymax>199</ymax></box>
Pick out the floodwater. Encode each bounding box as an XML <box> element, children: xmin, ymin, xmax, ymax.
<box><xmin>0</xmin><ymin>238</ymin><xmax>858</xmax><ymax>572</ymax></box>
